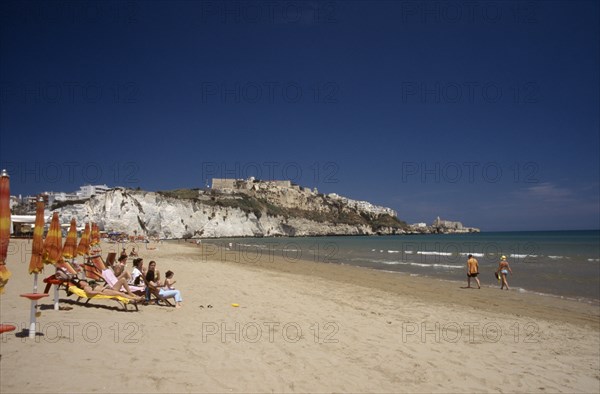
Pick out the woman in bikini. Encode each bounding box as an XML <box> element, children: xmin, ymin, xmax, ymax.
<box><xmin>72</xmin><ymin>278</ymin><xmax>143</xmax><ymax>302</ymax></box>
<box><xmin>496</xmin><ymin>256</ymin><xmax>513</xmax><ymax>290</ymax></box>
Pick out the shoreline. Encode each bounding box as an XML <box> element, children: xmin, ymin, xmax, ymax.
<box><xmin>191</xmin><ymin>240</ymin><xmax>600</xmax><ymax>330</ymax></box>
<box><xmin>187</xmin><ymin>230</ymin><xmax>600</xmax><ymax>304</ymax></box>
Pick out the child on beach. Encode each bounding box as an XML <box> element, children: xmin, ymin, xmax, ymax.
<box><xmin>160</xmin><ymin>270</ymin><xmax>183</xmax><ymax>308</ymax></box>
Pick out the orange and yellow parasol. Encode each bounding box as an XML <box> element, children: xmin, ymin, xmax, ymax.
<box><xmin>28</xmin><ymin>197</ymin><xmax>46</xmax><ymax>274</ymax></box>
<box><xmin>62</xmin><ymin>218</ymin><xmax>78</xmax><ymax>259</ymax></box>
<box><xmin>90</xmin><ymin>223</ymin><xmax>100</xmax><ymax>246</ymax></box>
<box><xmin>76</xmin><ymin>222</ymin><xmax>90</xmax><ymax>256</ymax></box>
<box><xmin>0</xmin><ymin>169</ymin><xmax>11</xmax><ymax>294</ymax></box>
<box><xmin>43</xmin><ymin>212</ymin><xmax>62</xmax><ymax>265</ymax></box>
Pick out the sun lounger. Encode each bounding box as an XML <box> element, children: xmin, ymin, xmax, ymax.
<box><xmin>84</xmin><ymin>255</ymin><xmax>107</xmax><ymax>281</ymax></box>
<box><xmin>106</xmin><ymin>252</ymin><xmax>117</xmax><ymax>266</ymax></box>
<box><xmin>101</xmin><ymin>269</ymin><xmax>145</xmax><ymax>295</ymax></box>
<box><xmin>141</xmin><ymin>275</ymin><xmax>173</xmax><ymax>306</ymax></box>
<box><xmin>68</xmin><ymin>286</ymin><xmax>138</xmax><ymax>311</ymax></box>
<box><xmin>43</xmin><ymin>274</ymin><xmax>71</xmax><ymax>310</ymax></box>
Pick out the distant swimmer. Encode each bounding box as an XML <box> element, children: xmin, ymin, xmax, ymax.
<box><xmin>466</xmin><ymin>254</ymin><xmax>481</xmax><ymax>289</ymax></box>
<box><xmin>496</xmin><ymin>256</ymin><xmax>513</xmax><ymax>290</ymax></box>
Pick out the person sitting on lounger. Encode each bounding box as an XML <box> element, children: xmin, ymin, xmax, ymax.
<box><xmin>160</xmin><ymin>270</ymin><xmax>183</xmax><ymax>308</ymax></box>
<box><xmin>113</xmin><ymin>254</ymin><xmax>132</xmax><ymax>282</ymax></box>
<box><xmin>145</xmin><ymin>260</ymin><xmax>161</xmax><ymax>287</ymax></box>
<box><xmin>130</xmin><ymin>258</ymin><xmax>145</xmax><ymax>286</ymax></box>
<box><xmin>72</xmin><ymin>278</ymin><xmax>143</xmax><ymax>302</ymax></box>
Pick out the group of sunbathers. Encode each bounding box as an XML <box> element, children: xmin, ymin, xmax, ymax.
<box><xmin>62</xmin><ymin>252</ymin><xmax>184</xmax><ymax>308</ymax></box>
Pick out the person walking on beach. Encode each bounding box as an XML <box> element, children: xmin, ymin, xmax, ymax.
<box><xmin>466</xmin><ymin>254</ymin><xmax>480</xmax><ymax>289</ymax></box>
<box><xmin>496</xmin><ymin>255</ymin><xmax>512</xmax><ymax>290</ymax></box>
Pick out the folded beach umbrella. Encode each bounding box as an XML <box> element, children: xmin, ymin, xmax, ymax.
<box><xmin>0</xmin><ymin>169</ymin><xmax>12</xmax><ymax>294</ymax></box>
<box><xmin>62</xmin><ymin>218</ymin><xmax>78</xmax><ymax>259</ymax></box>
<box><xmin>90</xmin><ymin>223</ymin><xmax>100</xmax><ymax>246</ymax></box>
<box><xmin>28</xmin><ymin>197</ymin><xmax>46</xmax><ymax>274</ymax></box>
<box><xmin>76</xmin><ymin>222</ymin><xmax>90</xmax><ymax>256</ymax></box>
<box><xmin>43</xmin><ymin>212</ymin><xmax>62</xmax><ymax>265</ymax></box>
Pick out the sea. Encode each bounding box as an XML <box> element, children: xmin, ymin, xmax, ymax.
<box><xmin>207</xmin><ymin>230</ymin><xmax>600</xmax><ymax>303</ymax></box>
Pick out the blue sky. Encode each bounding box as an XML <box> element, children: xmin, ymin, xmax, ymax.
<box><xmin>0</xmin><ymin>0</ymin><xmax>598</xmax><ymax>231</ymax></box>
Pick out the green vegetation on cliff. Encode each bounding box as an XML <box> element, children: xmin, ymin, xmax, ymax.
<box><xmin>155</xmin><ymin>188</ymin><xmax>407</xmax><ymax>231</ymax></box>
<box><xmin>51</xmin><ymin>198</ymin><xmax>90</xmax><ymax>210</ymax></box>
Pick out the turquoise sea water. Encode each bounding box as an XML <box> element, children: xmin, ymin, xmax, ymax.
<box><xmin>208</xmin><ymin>230</ymin><xmax>600</xmax><ymax>302</ymax></box>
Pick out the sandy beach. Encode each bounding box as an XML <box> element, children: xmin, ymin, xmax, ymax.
<box><xmin>1</xmin><ymin>238</ymin><xmax>599</xmax><ymax>393</ymax></box>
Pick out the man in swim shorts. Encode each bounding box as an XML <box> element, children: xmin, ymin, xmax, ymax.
<box><xmin>496</xmin><ymin>255</ymin><xmax>513</xmax><ymax>290</ymax></box>
<box><xmin>466</xmin><ymin>254</ymin><xmax>481</xmax><ymax>289</ymax></box>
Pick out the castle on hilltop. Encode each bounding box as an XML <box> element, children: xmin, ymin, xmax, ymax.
<box><xmin>211</xmin><ymin>177</ymin><xmax>396</xmax><ymax>217</ymax></box>
<box><xmin>213</xmin><ymin>177</ymin><xmax>297</xmax><ymax>191</ymax></box>
<box><xmin>432</xmin><ymin>216</ymin><xmax>480</xmax><ymax>233</ymax></box>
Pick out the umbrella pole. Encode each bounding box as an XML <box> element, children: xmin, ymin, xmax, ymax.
<box><xmin>54</xmin><ymin>284</ymin><xmax>59</xmax><ymax>310</ymax></box>
<box><xmin>32</xmin><ymin>272</ymin><xmax>38</xmax><ymax>293</ymax></box>
<box><xmin>28</xmin><ymin>299</ymin><xmax>37</xmax><ymax>338</ymax></box>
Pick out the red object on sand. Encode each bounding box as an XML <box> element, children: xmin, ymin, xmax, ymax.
<box><xmin>0</xmin><ymin>324</ymin><xmax>16</xmax><ymax>334</ymax></box>
<box><xmin>20</xmin><ymin>293</ymin><xmax>49</xmax><ymax>301</ymax></box>
<box><xmin>43</xmin><ymin>276</ymin><xmax>63</xmax><ymax>286</ymax></box>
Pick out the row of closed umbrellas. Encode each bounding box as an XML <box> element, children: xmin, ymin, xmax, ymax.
<box><xmin>0</xmin><ymin>169</ymin><xmax>106</xmax><ymax>338</ymax></box>
<box><xmin>0</xmin><ymin>168</ymin><xmax>101</xmax><ymax>294</ymax></box>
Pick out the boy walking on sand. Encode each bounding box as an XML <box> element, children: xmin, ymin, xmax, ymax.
<box><xmin>467</xmin><ymin>254</ymin><xmax>481</xmax><ymax>289</ymax></box>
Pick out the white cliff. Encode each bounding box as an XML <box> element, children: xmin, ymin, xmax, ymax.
<box><xmin>53</xmin><ymin>186</ymin><xmax>405</xmax><ymax>239</ymax></box>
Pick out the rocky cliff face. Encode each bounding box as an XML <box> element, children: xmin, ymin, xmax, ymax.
<box><xmin>54</xmin><ymin>187</ymin><xmax>407</xmax><ymax>239</ymax></box>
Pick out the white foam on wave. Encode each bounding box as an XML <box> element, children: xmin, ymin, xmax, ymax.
<box><xmin>587</xmin><ymin>258</ymin><xmax>600</xmax><ymax>262</ymax></box>
<box><xmin>510</xmin><ymin>254</ymin><xmax>538</xmax><ymax>258</ymax></box>
<box><xmin>387</xmin><ymin>250</ymin><xmax>400</xmax><ymax>254</ymax></box>
<box><xmin>458</xmin><ymin>252</ymin><xmax>485</xmax><ymax>257</ymax></box>
<box><xmin>512</xmin><ymin>287</ymin><xmax>591</xmax><ymax>304</ymax></box>
<box><xmin>417</xmin><ymin>251</ymin><xmax>453</xmax><ymax>256</ymax></box>
<box><xmin>238</xmin><ymin>243</ymin><xmax>268</xmax><ymax>249</ymax></box>
<box><xmin>405</xmin><ymin>250</ymin><xmax>414</xmax><ymax>254</ymax></box>
<box><xmin>377</xmin><ymin>260</ymin><xmax>461</xmax><ymax>270</ymax></box>
<box><xmin>379</xmin><ymin>269</ymin><xmax>406</xmax><ymax>275</ymax></box>
<box><xmin>411</xmin><ymin>262</ymin><xmax>462</xmax><ymax>269</ymax></box>
<box><xmin>548</xmin><ymin>255</ymin><xmax>564</xmax><ymax>259</ymax></box>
